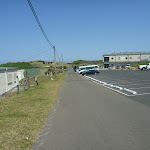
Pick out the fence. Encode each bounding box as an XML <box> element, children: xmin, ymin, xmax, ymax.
<box><xmin>0</xmin><ymin>67</ymin><xmax>63</xmax><ymax>98</ymax></box>
<box><xmin>0</xmin><ymin>68</ymin><xmax>41</xmax><ymax>96</ymax></box>
<box><xmin>0</xmin><ymin>69</ymin><xmax>55</xmax><ymax>99</ymax></box>
<box><xmin>24</xmin><ymin>68</ymin><xmax>40</xmax><ymax>78</ymax></box>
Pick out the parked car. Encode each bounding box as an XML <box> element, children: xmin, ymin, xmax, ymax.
<box><xmin>146</xmin><ymin>63</ymin><xmax>150</xmax><ymax>70</ymax></box>
<box><xmin>82</xmin><ymin>69</ymin><xmax>99</xmax><ymax>76</ymax></box>
<box><xmin>125</xmin><ymin>64</ymin><xmax>131</xmax><ymax>68</ymax></box>
<box><xmin>138</xmin><ymin>63</ymin><xmax>150</xmax><ymax>70</ymax></box>
<box><xmin>79</xmin><ymin>70</ymin><xmax>86</xmax><ymax>74</ymax></box>
<box><xmin>138</xmin><ymin>65</ymin><xmax>147</xmax><ymax>70</ymax></box>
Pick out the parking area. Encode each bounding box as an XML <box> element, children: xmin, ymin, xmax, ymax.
<box><xmin>85</xmin><ymin>70</ymin><xmax>150</xmax><ymax>106</ymax></box>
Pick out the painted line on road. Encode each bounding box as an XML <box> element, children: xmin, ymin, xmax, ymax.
<box><xmin>91</xmin><ymin>80</ymin><xmax>130</xmax><ymax>96</ymax></box>
<box><xmin>107</xmin><ymin>80</ymin><xmax>150</xmax><ymax>84</ymax></box>
<box><xmin>135</xmin><ymin>93</ymin><xmax>150</xmax><ymax>96</ymax></box>
<box><xmin>120</xmin><ymin>83</ymin><xmax>150</xmax><ymax>86</ymax></box>
<box><xmin>130</xmin><ymin>87</ymin><xmax>150</xmax><ymax>90</ymax></box>
<box><xmin>124</xmin><ymin>88</ymin><xmax>137</xmax><ymax>95</ymax></box>
<box><xmin>93</xmin><ymin>79</ymin><xmax>142</xmax><ymax>84</ymax></box>
<box><xmin>83</xmin><ymin>75</ymin><xmax>137</xmax><ymax>96</ymax></box>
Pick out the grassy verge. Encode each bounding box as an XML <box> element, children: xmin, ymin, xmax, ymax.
<box><xmin>0</xmin><ymin>71</ymin><xmax>67</xmax><ymax>150</ymax></box>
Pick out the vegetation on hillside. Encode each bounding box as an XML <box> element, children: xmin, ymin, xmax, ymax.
<box><xmin>0</xmin><ymin>62</ymin><xmax>38</xmax><ymax>69</ymax></box>
<box><xmin>73</xmin><ymin>60</ymin><xmax>103</xmax><ymax>65</ymax></box>
<box><xmin>0</xmin><ymin>61</ymin><xmax>69</xmax><ymax>70</ymax></box>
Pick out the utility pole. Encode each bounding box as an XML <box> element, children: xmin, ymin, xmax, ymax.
<box><xmin>54</xmin><ymin>46</ymin><xmax>57</xmax><ymax>77</ymax></box>
<box><xmin>62</xmin><ymin>54</ymin><xmax>63</xmax><ymax>70</ymax></box>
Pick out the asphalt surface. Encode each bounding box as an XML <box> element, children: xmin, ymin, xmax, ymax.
<box><xmin>87</xmin><ymin>70</ymin><xmax>150</xmax><ymax>107</ymax></box>
<box><xmin>34</xmin><ymin>69</ymin><xmax>150</xmax><ymax>150</ymax></box>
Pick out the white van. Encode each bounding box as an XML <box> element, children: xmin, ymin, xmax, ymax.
<box><xmin>78</xmin><ymin>65</ymin><xmax>99</xmax><ymax>74</ymax></box>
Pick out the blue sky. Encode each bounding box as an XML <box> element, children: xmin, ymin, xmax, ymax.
<box><xmin>0</xmin><ymin>0</ymin><xmax>150</xmax><ymax>63</ymax></box>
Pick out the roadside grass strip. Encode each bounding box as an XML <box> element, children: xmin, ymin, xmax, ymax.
<box><xmin>83</xmin><ymin>75</ymin><xmax>137</xmax><ymax>96</ymax></box>
<box><xmin>0</xmin><ymin>72</ymin><xmax>67</xmax><ymax>150</ymax></box>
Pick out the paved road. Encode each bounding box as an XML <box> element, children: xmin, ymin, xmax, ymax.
<box><xmin>87</xmin><ymin>70</ymin><xmax>150</xmax><ymax>107</ymax></box>
<box><xmin>34</xmin><ymin>69</ymin><xmax>150</xmax><ymax>150</ymax></box>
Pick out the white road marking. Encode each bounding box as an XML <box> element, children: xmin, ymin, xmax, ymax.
<box><xmin>130</xmin><ymin>87</ymin><xmax>150</xmax><ymax>90</ymax></box>
<box><xmin>92</xmin><ymin>80</ymin><xmax>130</xmax><ymax>96</ymax></box>
<box><xmin>84</xmin><ymin>76</ymin><xmax>150</xmax><ymax>97</ymax></box>
<box><xmin>85</xmin><ymin>76</ymin><xmax>134</xmax><ymax>96</ymax></box>
<box><xmin>108</xmin><ymin>80</ymin><xmax>150</xmax><ymax>84</ymax></box>
<box><xmin>120</xmin><ymin>83</ymin><xmax>150</xmax><ymax>86</ymax></box>
<box><xmin>124</xmin><ymin>88</ymin><xmax>137</xmax><ymax>95</ymax></box>
<box><xmin>136</xmin><ymin>93</ymin><xmax>150</xmax><ymax>96</ymax></box>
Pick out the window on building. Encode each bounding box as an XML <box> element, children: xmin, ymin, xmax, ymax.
<box><xmin>112</xmin><ymin>57</ymin><xmax>114</xmax><ymax>60</ymax></box>
<box><xmin>126</xmin><ymin>57</ymin><xmax>128</xmax><ymax>59</ymax></box>
<box><xmin>149</xmin><ymin>56</ymin><xmax>150</xmax><ymax>59</ymax></box>
<box><xmin>130</xmin><ymin>57</ymin><xmax>132</xmax><ymax>59</ymax></box>
<box><xmin>138</xmin><ymin>56</ymin><xmax>140</xmax><ymax>59</ymax></box>
<box><xmin>118</xmin><ymin>57</ymin><xmax>120</xmax><ymax>60</ymax></box>
<box><xmin>104</xmin><ymin>57</ymin><xmax>109</xmax><ymax>62</ymax></box>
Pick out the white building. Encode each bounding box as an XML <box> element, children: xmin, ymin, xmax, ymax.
<box><xmin>103</xmin><ymin>52</ymin><xmax>150</xmax><ymax>69</ymax></box>
<box><xmin>0</xmin><ymin>67</ymin><xmax>25</xmax><ymax>95</ymax></box>
<box><xmin>0</xmin><ymin>67</ymin><xmax>19</xmax><ymax>95</ymax></box>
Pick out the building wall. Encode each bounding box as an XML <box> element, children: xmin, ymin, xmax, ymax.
<box><xmin>17</xmin><ymin>70</ymin><xmax>25</xmax><ymax>81</ymax></box>
<box><xmin>0</xmin><ymin>68</ymin><xmax>42</xmax><ymax>95</ymax></box>
<box><xmin>0</xmin><ymin>70</ymin><xmax>6</xmax><ymax>95</ymax></box>
<box><xmin>103</xmin><ymin>54</ymin><xmax>150</xmax><ymax>68</ymax></box>
<box><xmin>0</xmin><ymin>70</ymin><xmax>18</xmax><ymax>95</ymax></box>
<box><xmin>106</xmin><ymin>54</ymin><xmax>150</xmax><ymax>63</ymax></box>
<box><xmin>7</xmin><ymin>70</ymin><xmax>17</xmax><ymax>91</ymax></box>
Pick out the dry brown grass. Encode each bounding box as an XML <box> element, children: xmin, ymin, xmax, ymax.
<box><xmin>0</xmin><ymin>72</ymin><xmax>67</xmax><ymax>150</ymax></box>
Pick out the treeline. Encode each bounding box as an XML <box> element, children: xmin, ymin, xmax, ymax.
<box><xmin>73</xmin><ymin>60</ymin><xmax>103</xmax><ymax>65</ymax></box>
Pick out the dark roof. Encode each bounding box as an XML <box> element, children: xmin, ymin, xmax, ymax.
<box><xmin>103</xmin><ymin>52</ymin><xmax>150</xmax><ymax>56</ymax></box>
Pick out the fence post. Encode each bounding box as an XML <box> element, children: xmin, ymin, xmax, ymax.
<box><xmin>40</xmin><ymin>71</ymin><xmax>42</xmax><ymax>83</ymax></box>
<box><xmin>28</xmin><ymin>77</ymin><xmax>30</xmax><ymax>89</ymax></box>
<box><xmin>47</xmin><ymin>72</ymin><xmax>49</xmax><ymax>79</ymax></box>
<box><xmin>17</xmin><ymin>85</ymin><xmax>19</xmax><ymax>94</ymax></box>
<box><xmin>23</xmin><ymin>78</ymin><xmax>28</xmax><ymax>91</ymax></box>
<box><xmin>49</xmin><ymin>72</ymin><xmax>50</xmax><ymax>79</ymax></box>
<box><xmin>5</xmin><ymin>69</ymin><xmax>8</xmax><ymax>92</ymax></box>
<box><xmin>34</xmin><ymin>76</ymin><xmax>36</xmax><ymax>86</ymax></box>
<box><xmin>16</xmin><ymin>76</ymin><xmax>20</xmax><ymax>94</ymax></box>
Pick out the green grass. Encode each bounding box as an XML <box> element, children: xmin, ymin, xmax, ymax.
<box><xmin>0</xmin><ymin>71</ymin><xmax>67</xmax><ymax>150</ymax></box>
<box><xmin>0</xmin><ymin>62</ymin><xmax>38</xmax><ymax>69</ymax></box>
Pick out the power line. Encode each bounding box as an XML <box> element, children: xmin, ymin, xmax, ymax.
<box><xmin>56</xmin><ymin>49</ymin><xmax>61</xmax><ymax>61</ymax></box>
<box><xmin>27</xmin><ymin>0</ymin><xmax>54</xmax><ymax>48</ymax></box>
<box><xmin>22</xmin><ymin>48</ymin><xmax>52</xmax><ymax>62</ymax></box>
<box><xmin>26</xmin><ymin>0</ymin><xmax>63</xmax><ymax>66</ymax></box>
